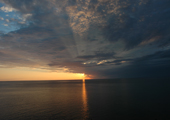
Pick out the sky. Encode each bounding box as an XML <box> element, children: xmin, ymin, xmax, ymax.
<box><xmin>0</xmin><ymin>0</ymin><xmax>170</xmax><ymax>80</ymax></box>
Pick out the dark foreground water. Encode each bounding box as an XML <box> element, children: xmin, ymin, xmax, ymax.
<box><xmin>0</xmin><ymin>79</ymin><xmax>170</xmax><ymax>120</ymax></box>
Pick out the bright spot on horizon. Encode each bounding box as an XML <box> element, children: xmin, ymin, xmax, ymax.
<box><xmin>76</xmin><ymin>73</ymin><xmax>85</xmax><ymax>79</ymax></box>
<box><xmin>82</xmin><ymin>73</ymin><xmax>85</xmax><ymax>77</ymax></box>
<box><xmin>82</xmin><ymin>73</ymin><xmax>86</xmax><ymax>82</ymax></box>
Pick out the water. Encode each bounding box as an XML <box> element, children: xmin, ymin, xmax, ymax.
<box><xmin>0</xmin><ymin>79</ymin><xmax>170</xmax><ymax>120</ymax></box>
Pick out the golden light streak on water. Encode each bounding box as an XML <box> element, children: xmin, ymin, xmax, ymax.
<box><xmin>82</xmin><ymin>80</ymin><xmax>89</xmax><ymax>119</ymax></box>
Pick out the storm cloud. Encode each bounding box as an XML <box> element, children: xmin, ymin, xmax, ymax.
<box><xmin>0</xmin><ymin>0</ymin><xmax>170</xmax><ymax>78</ymax></box>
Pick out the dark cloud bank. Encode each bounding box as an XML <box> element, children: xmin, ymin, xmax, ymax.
<box><xmin>0</xmin><ymin>0</ymin><xmax>170</xmax><ymax>78</ymax></box>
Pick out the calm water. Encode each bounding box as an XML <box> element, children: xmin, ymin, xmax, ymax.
<box><xmin>0</xmin><ymin>79</ymin><xmax>170</xmax><ymax>120</ymax></box>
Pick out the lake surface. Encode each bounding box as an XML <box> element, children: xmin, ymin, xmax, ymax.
<box><xmin>0</xmin><ymin>79</ymin><xmax>170</xmax><ymax>120</ymax></box>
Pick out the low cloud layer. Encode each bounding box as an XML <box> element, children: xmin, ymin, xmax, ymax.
<box><xmin>0</xmin><ymin>0</ymin><xmax>170</xmax><ymax>78</ymax></box>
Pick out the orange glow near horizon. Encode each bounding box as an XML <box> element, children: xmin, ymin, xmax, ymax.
<box><xmin>0</xmin><ymin>67</ymin><xmax>88</xmax><ymax>81</ymax></box>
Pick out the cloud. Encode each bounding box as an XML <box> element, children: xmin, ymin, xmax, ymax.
<box><xmin>0</xmin><ymin>5</ymin><xmax>16</xmax><ymax>12</ymax></box>
<box><xmin>97</xmin><ymin>49</ymin><xmax>170</xmax><ymax>78</ymax></box>
<box><xmin>0</xmin><ymin>0</ymin><xmax>170</xmax><ymax>78</ymax></box>
<box><xmin>0</xmin><ymin>17</ymin><xmax>4</xmax><ymax>20</ymax></box>
<box><xmin>5</xmin><ymin>19</ymin><xmax>9</xmax><ymax>22</ymax></box>
<box><xmin>2</xmin><ymin>23</ymin><xmax>8</xmax><ymax>26</ymax></box>
<box><xmin>77</xmin><ymin>52</ymin><xmax>115</xmax><ymax>60</ymax></box>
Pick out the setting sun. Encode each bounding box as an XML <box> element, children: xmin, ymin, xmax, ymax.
<box><xmin>82</xmin><ymin>73</ymin><xmax>85</xmax><ymax>77</ymax></box>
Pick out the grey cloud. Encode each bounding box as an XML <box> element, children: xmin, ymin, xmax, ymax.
<box><xmin>77</xmin><ymin>52</ymin><xmax>115</xmax><ymax>60</ymax></box>
<box><xmin>0</xmin><ymin>0</ymin><xmax>170</xmax><ymax>78</ymax></box>
<box><xmin>98</xmin><ymin>0</ymin><xmax>170</xmax><ymax>49</ymax></box>
<box><xmin>80</xmin><ymin>48</ymin><xmax>170</xmax><ymax>78</ymax></box>
<box><xmin>97</xmin><ymin>62</ymin><xmax>170</xmax><ymax>79</ymax></box>
<box><xmin>133</xmin><ymin>49</ymin><xmax>170</xmax><ymax>63</ymax></box>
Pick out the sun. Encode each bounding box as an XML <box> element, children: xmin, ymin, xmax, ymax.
<box><xmin>75</xmin><ymin>73</ymin><xmax>86</xmax><ymax>80</ymax></box>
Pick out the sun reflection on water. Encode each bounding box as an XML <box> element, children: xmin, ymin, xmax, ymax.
<box><xmin>82</xmin><ymin>79</ymin><xmax>89</xmax><ymax>119</ymax></box>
